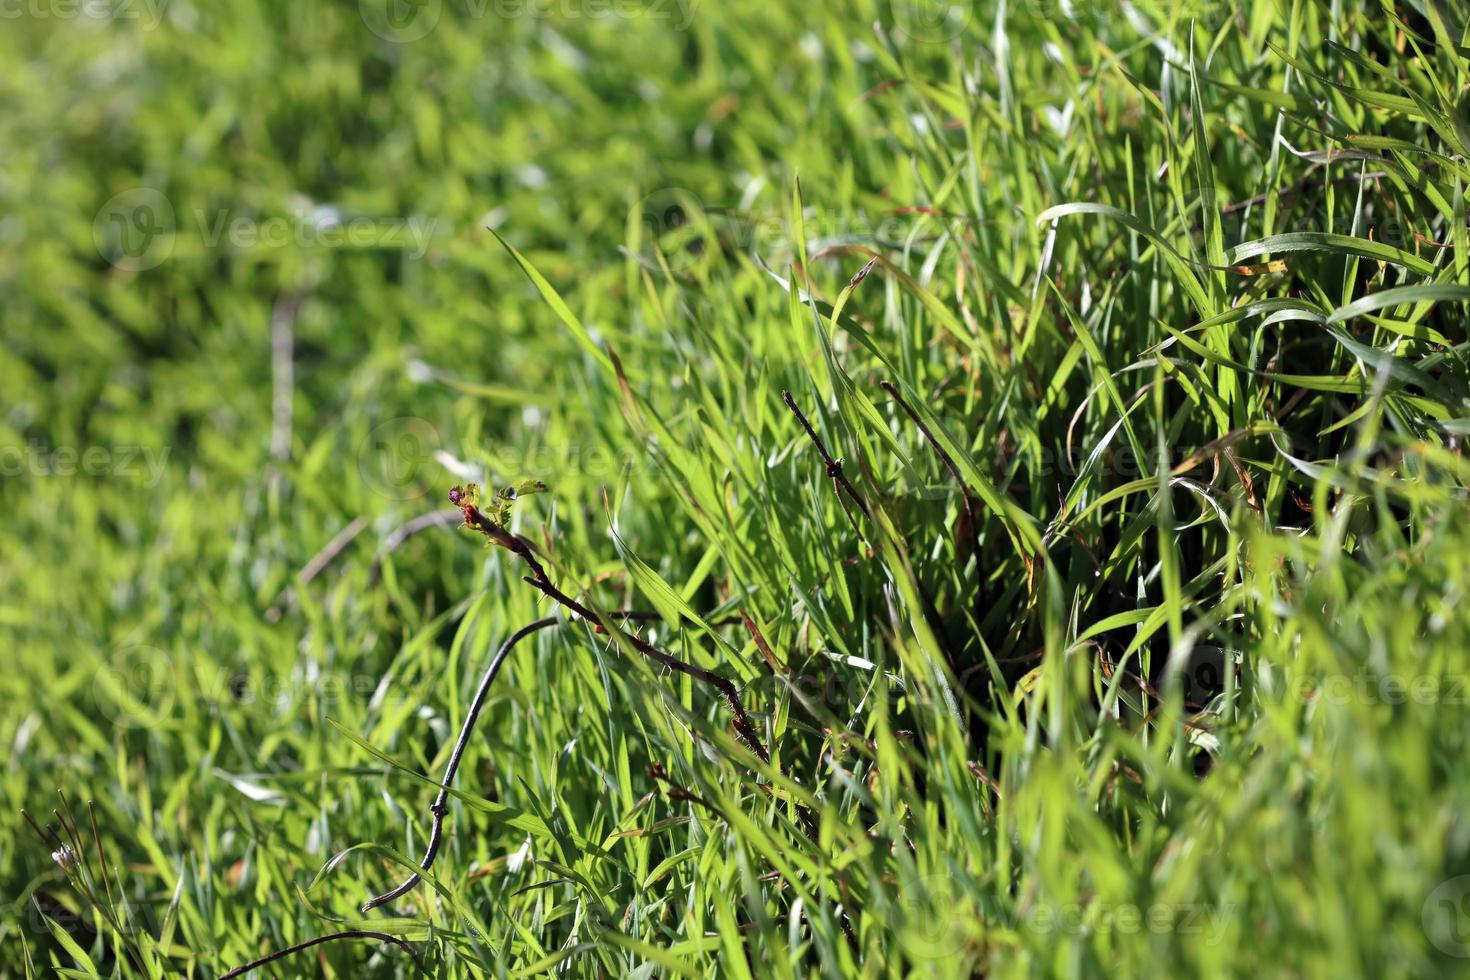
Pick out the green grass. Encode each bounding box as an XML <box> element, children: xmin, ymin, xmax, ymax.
<box><xmin>6</xmin><ymin>0</ymin><xmax>1470</xmax><ymax>976</ymax></box>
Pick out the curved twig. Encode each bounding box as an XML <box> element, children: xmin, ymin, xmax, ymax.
<box><xmin>220</xmin><ymin>930</ymin><xmax>426</xmax><ymax>979</ymax></box>
<box><xmin>362</xmin><ymin>608</ymin><xmax>739</xmax><ymax>913</ymax></box>
<box><xmin>361</xmin><ymin>616</ymin><xmax>554</xmax><ymax>912</ymax></box>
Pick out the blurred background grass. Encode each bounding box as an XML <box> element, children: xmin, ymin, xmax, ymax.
<box><xmin>6</xmin><ymin>0</ymin><xmax>1470</xmax><ymax>976</ymax></box>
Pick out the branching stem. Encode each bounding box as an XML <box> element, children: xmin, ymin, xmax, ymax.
<box><xmin>360</xmin><ymin>488</ymin><xmax>772</xmax><ymax>914</ymax></box>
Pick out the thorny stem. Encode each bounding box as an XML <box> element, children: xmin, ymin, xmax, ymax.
<box><xmin>220</xmin><ymin>931</ymin><xmax>427</xmax><ymax>979</ymax></box>
<box><xmin>220</xmin><ymin>493</ymin><xmax>807</xmax><ymax>970</ymax></box>
<box><xmin>460</xmin><ymin>502</ymin><xmax>772</xmax><ymax>766</ymax></box>
<box><xmin>350</xmin><ymin>487</ymin><xmax>843</xmax><ymax>951</ymax></box>
<box><xmin>283</xmin><ymin>483</ymin><xmax>855</xmax><ymax>956</ymax></box>
<box><xmin>781</xmin><ymin>389</ymin><xmax>871</xmax><ymax>545</ymax></box>
<box><xmin>361</xmin><ymin>488</ymin><xmax>769</xmax><ymax>913</ymax></box>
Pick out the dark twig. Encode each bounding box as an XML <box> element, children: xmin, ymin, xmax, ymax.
<box><xmin>21</xmin><ymin>809</ymin><xmax>61</xmax><ymax>852</ymax></box>
<box><xmin>647</xmin><ymin>762</ymin><xmax>721</xmax><ymax>816</ymax></box>
<box><xmin>781</xmin><ymin>389</ymin><xmax>870</xmax><ymax>514</ymax></box>
<box><xmin>362</xmin><ymin>608</ymin><xmax>745</xmax><ymax>913</ymax></box>
<box><xmin>220</xmin><ymin>930</ymin><xmax>426</xmax><ymax>979</ymax></box>
<box><xmin>86</xmin><ymin>801</ymin><xmax>116</xmax><ymax>914</ymax></box>
<box><xmin>458</xmin><ymin>498</ymin><xmax>772</xmax><ymax>767</ymax></box>
<box><xmin>361</xmin><ymin>615</ymin><xmax>555</xmax><ymax>913</ymax></box>
<box><xmin>781</xmin><ymin>389</ymin><xmax>871</xmax><ymax>545</ymax></box>
<box><xmin>878</xmin><ymin>381</ymin><xmax>971</xmax><ymax>509</ymax></box>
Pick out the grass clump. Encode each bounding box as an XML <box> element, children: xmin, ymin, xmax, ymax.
<box><xmin>6</xmin><ymin>1</ymin><xmax>1470</xmax><ymax>977</ymax></box>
